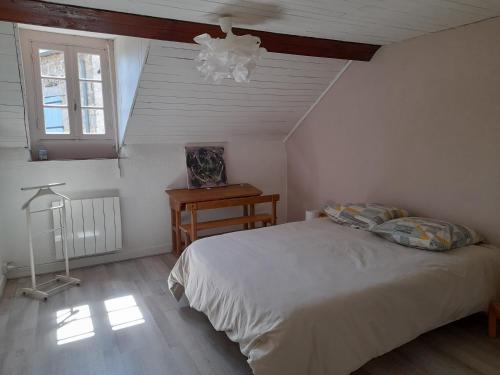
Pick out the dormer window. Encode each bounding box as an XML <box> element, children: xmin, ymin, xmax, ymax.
<box><xmin>20</xmin><ymin>29</ymin><xmax>117</xmax><ymax>160</ymax></box>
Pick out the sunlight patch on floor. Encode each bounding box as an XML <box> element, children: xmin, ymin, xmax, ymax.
<box><xmin>56</xmin><ymin>305</ymin><xmax>95</xmax><ymax>345</ymax></box>
<box><xmin>104</xmin><ymin>295</ymin><xmax>145</xmax><ymax>331</ymax></box>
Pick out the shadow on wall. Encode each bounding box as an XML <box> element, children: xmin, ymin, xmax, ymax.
<box><xmin>166</xmin><ymin>173</ymin><xmax>187</xmax><ymax>190</ymax></box>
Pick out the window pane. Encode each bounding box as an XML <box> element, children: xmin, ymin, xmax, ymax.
<box><xmin>43</xmin><ymin>107</ymin><xmax>70</xmax><ymax>134</ymax></box>
<box><xmin>78</xmin><ymin>53</ymin><xmax>102</xmax><ymax>80</ymax></box>
<box><xmin>42</xmin><ymin>78</ymin><xmax>68</xmax><ymax>106</ymax></box>
<box><xmin>80</xmin><ymin>81</ymin><xmax>103</xmax><ymax>107</ymax></box>
<box><xmin>39</xmin><ymin>49</ymin><xmax>65</xmax><ymax>78</ymax></box>
<box><xmin>81</xmin><ymin>108</ymin><xmax>105</xmax><ymax>135</ymax></box>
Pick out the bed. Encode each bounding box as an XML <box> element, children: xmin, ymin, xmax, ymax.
<box><xmin>168</xmin><ymin>218</ymin><xmax>500</xmax><ymax>375</ymax></box>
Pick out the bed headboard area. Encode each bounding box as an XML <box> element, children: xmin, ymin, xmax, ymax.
<box><xmin>285</xmin><ymin>17</ymin><xmax>500</xmax><ymax>245</ymax></box>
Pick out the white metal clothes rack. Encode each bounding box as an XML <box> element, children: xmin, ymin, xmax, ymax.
<box><xmin>20</xmin><ymin>183</ymin><xmax>81</xmax><ymax>300</ymax></box>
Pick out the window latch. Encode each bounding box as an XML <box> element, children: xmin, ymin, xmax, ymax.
<box><xmin>74</xmin><ymin>102</ymin><xmax>77</xmax><ymax>111</ymax></box>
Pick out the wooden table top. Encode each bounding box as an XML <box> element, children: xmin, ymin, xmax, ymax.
<box><xmin>166</xmin><ymin>183</ymin><xmax>262</xmax><ymax>205</ymax></box>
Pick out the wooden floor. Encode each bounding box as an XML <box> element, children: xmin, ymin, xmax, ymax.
<box><xmin>0</xmin><ymin>255</ymin><xmax>499</xmax><ymax>375</ymax></box>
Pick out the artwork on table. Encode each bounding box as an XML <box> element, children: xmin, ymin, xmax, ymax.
<box><xmin>185</xmin><ymin>146</ymin><xmax>228</xmax><ymax>189</ymax></box>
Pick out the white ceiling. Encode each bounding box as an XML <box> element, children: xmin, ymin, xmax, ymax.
<box><xmin>9</xmin><ymin>1</ymin><xmax>500</xmax><ymax>145</ymax></box>
<box><xmin>125</xmin><ymin>40</ymin><xmax>348</xmax><ymax>143</ymax></box>
<box><xmin>0</xmin><ymin>22</ymin><xmax>26</xmax><ymax>147</ymax></box>
<box><xmin>49</xmin><ymin>0</ymin><xmax>500</xmax><ymax>44</ymax></box>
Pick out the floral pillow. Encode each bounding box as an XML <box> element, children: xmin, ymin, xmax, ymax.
<box><xmin>323</xmin><ymin>203</ymin><xmax>408</xmax><ymax>230</ymax></box>
<box><xmin>371</xmin><ymin>217</ymin><xmax>484</xmax><ymax>251</ymax></box>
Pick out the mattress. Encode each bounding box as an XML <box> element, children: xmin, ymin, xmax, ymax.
<box><xmin>168</xmin><ymin>218</ymin><xmax>500</xmax><ymax>375</ymax></box>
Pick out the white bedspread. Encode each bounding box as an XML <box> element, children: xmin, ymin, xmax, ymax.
<box><xmin>168</xmin><ymin>218</ymin><xmax>500</xmax><ymax>375</ymax></box>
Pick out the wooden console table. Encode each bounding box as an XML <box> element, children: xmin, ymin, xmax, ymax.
<box><xmin>166</xmin><ymin>183</ymin><xmax>263</xmax><ymax>255</ymax></box>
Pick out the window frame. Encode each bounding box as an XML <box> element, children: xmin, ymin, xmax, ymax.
<box><xmin>20</xmin><ymin>30</ymin><xmax>117</xmax><ymax>154</ymax></box>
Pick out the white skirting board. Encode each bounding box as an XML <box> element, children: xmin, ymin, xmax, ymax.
<box><xmin>6</xmin><ymin>244</ymin><xmax>169</xmax><ymax>279</ymax></box>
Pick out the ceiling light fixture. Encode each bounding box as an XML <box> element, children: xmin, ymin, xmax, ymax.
<box><xmin>194</xmin><ymin>17</ymin><xmax>266</xmax><ymax>83</ymax></box>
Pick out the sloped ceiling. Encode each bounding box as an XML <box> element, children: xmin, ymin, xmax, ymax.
<box><xmin>4</xmin><ymin>1</ymin><xmax>500</xmax><ymax>145</ymax></box>
<box><xmin>49</xmin><ymin>0</ymin><xmax>500</xmax><ymax>45</ymax></box>
<box><xmin>42</xmin><ymin>1</ymin><xmax>500</xmax><ymax>143</ymax></box>
<box><xmin>124</xmin><ymin>41</ymin><xmax>348</xmax><ymax>143</ymax></box>
<box><xmin>0</xmin><ymin>22</ymin><xmax>25</xmax><ymax>148</ymax></box>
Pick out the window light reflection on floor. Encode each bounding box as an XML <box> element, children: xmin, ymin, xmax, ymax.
<box><xmin>104</xmin><ymin>295</ymin><xmax>145</xmax><ymax>331</ymax></box>
<box><xmin>56</xmin><ymin>305</ymin><xmax>95</xmax><ymax>345</ymax></box>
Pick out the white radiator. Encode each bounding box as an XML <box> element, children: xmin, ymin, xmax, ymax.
<box><xmin>52</xmin><ymin>197</ymin><xmax>122</xmax><ymax>260</ymax></box>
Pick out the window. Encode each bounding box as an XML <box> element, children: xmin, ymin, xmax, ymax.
<box><xmin>20</xmin><ymin>29</ymin><xmax>117</xmax><ymax>160</ymax></box>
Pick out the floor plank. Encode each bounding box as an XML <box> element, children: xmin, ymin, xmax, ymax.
<box><xmin>0</xmin><ymin>254</ymin><xmax>497</xmax><ymax>375</ymax></box>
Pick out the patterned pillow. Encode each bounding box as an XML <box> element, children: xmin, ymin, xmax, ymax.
<box><xmin>323</xmin><ymin>203</ymin><xmax>347</xmax><ymax>225</ymax></box>
<box><xmin>323</xmin><ymin>203</ymin><xmax>408</xmax><ymax>230</ymax></box>
<box><xmin>371</xmin><ymin>217</ymin><xmax>483</xmax><ymax>251</ymax></box>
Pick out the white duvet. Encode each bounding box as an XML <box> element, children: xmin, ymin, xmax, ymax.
<box><xmin>168</xmin><ymin>218</ymin><xmax>500</xmax><ymax>375</ymax></box>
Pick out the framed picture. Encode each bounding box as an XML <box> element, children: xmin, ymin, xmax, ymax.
<box><xmin>185</xmin><ymin>146</ymin><xmax>228</xmax><ymax>189</ymax></box>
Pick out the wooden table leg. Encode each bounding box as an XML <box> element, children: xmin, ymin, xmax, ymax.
<box><xmin>489</xmin><ymin>303</ymin><xmax>498</xmax><ymax>338</ymax></box>
<box><xmin>170</xmin><ymin>208</ymin><xmax>176</xmax><ymax>253</ymax></box>
<box><xmin>249</xmin><ymin>204</ymin><xmax>255</xmax><ymax>229</ymax></box>
<box><xmin>243</xmin><ymin>205</ymin><xmax>249</xmax><ymax>230</ymax></box>
<box><xmin>175</xmin><ymin>209</ymin><xmax>182</xmax><ymax>255</ymax></box>
<box><xmin>190</xmin><ymin>209</ymin><xmax>198</xmax><ymax>242</ymax></box>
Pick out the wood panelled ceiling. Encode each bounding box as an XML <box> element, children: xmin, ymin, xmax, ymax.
<box><xmin>0</xmin><ymin>22</ymin><xmax>25</xmax><ymax>147</ymax></box>
<box><xmin>3</xmin><ymin>1</ymin><xmax>500</xmax><ymax>144</ymax></box>
<box><xmin>0</xmin><ymin>0</ymin><xmax>379</xmax><ymax>60</ymax></box>
<box><xmin>125</xmin><ymin>41</ymin><xmax>348</xmax><ymax>143</ymax></box>
<box><xmin>41</xmin><ymin>0</ymin><xmax>500</xmax><ymax>44</ymax></box>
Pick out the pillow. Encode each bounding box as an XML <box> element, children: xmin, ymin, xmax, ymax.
<box><xmin>371</xmin><ymin>217</ymin><xmax>483</xmax><ymax>251</ymax></box>
<box><xmin>323</xmin><ymin>203</ymin><xmax>408</xmax><ymax>230</ymax></box>
<box><xmin>323</xmin><ymin>203</ymin><xmax>347</xmax><ymax>225</ymax></box>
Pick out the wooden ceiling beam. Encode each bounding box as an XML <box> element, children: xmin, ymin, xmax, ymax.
<box><xmin>0</xmin><ymin>0</ymin><xmax>380</xmax><ymax>61</ymax></box>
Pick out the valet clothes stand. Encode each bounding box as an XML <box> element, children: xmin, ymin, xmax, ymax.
<box><xmin>20</xmin><ymin>183</ymin><xmax>81</xmax><ymax>301</ymax></box>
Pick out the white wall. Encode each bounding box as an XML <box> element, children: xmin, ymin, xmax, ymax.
<box><xmin>114</xmin><ymin>36</ymin><xmax>149</xmax><ymax>145</ymax></box>
<box><xmin>0</xmin><ymin>21</ymin><xmax>22</xmax><ymax>288</ymax></box>
<box><xmin>0</xmin><ymin>248</ymin><xmax>5</xmax><ymax>296</ymax></box>
<box><xmin>286</xmin><ymin>17</ymin><xmax>500</xmax><ymax>245</ymax></box>
<box><xmin>0</xmin><ymin>140</ymin><xmax>286</xmax><ymax>276</ymax></box>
